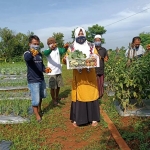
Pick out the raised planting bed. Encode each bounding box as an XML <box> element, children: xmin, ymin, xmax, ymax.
<box><xmin>0</xmin><ymin>115</ymin><xmax>30</xmax><ymax>124</ymax></box>
<box><xmin>114</xmin><ymin>99</ymin><xmax>150</xmax><ymax>116</ymax></box>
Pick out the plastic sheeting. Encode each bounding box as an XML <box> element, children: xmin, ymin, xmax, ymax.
<box><xmin>0</xmin><ymin>140</ymin><xmax>13</xmax><ymax>150</ymax></box>
<box><xmin>114</xmin><ymin>100</ymin><xmax>150</xmax><ymax>116</ymax></box>
<box><xmin>107</xmin><ymin>91</ymin><xmax>115</xmax><ymax>96</ymax></box>
<box><xmin>0</xmin><ymin>115</ymin><xmax>30</xmax><ymax>124</ymax></box>
<box><xmin>0</xmin><ymin>86</ymin><xmax>28</xmax><ymax>91</ymax></box>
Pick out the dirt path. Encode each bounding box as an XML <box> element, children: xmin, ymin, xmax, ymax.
<box><xmin>40</xmin><ymin>98</ymin><xmax>119</xmax><ymax>150</ymax></box>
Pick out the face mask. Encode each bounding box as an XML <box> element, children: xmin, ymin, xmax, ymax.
<box><xmin>134</xmin><ymin>45</ymin><xmax>139</xmax><ymax>51</ymax></box>
<box><xmin>76</xmin><ymin>36</ymin><xmax>86</xmax><ymax>44</ymax></box>
<box><xmin>94</xmin><ymin>41</ymin><xmax>101</xmax><ymax>47</ymax></box>
<box><xmin>30</xmin><ymin>44</ymin><xmax>40</xmax><ymax>50</ymax></box>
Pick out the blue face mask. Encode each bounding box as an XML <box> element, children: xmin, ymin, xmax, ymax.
<box><xmin>76</xmin><ymin>36</ymin><xmax>86</xmax><ymax>44</ymax></box>
<box><xmin>94</xmin><ymin>41</ymin><xmax>101</xmax><ymax>47</ymax></box>
<box><xmin>30</xmin><ymin>44</ymin><xmax>40</xmax><ymax>50</ymax></box>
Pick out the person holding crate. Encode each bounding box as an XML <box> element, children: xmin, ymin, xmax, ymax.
<box><xmin>94</xmin><ymin>34</ymin><xmax>108</xmax><ymax>99</ymax></box>
<box><xmin>24</xmin><ymin>35</ymin><xmax>51</xmax><ymax>122</ymax></box>
<box><xmin>62</xmin><ymin>27</ymin><xmax>100</xmax><ymax>127</ymax></box>
<box><xmin>43</xmin><ymin>37</ymin><xmax>69</xmax><ymax>106</ymax></box>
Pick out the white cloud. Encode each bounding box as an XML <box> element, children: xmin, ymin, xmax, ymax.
<box><xmin>34</xmin><ymin>2</ymin><xmax>150</xmax><ymax>50</ymax></box>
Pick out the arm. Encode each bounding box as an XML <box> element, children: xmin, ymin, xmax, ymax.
<box><xmin>125</xmin><ymin>49</ymin><xmax>129</xmax><ymax>57</ymax></box>
<box><xmin>142</xmin><ymin>46</ymin><xmax>145</xmax><ymax>54</ymax></box>
<box><xmin>62</xmin><ymin>49</ymin><xmax>71</xmax><ymax>64</ymax></box>
<box><xmin>24</xmin><ymin>51</ymin><xmax>33</xmax><ymax>62</ymax></box>
<box><xmin>58</xmin><ymin>47</ymin><xmax>68</xmax><ymax>56</ymax></box>
<box><xmin>104</xmin><ymin>50</ymin><xmax>108</xmax><ymax>62</ymax></box>
<box><xmin>43</xmin><ymin>48</ymin><xmax>52</xmax><ymax>57</ymax></box>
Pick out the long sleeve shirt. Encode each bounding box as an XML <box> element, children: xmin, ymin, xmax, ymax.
<box><xmin>24</xmin><ymin>50</ymin><xmax>45</xmax><ymax>83</ymax></box>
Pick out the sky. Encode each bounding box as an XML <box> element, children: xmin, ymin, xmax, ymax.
<box><xmin>0</xmin><ymin>0</ymin><xmax>150</xmax><ymax>50</ymax></box>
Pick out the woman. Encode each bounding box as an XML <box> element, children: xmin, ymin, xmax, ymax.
<box><xmin>63</xmin><ymin>27</ymin><xmax>100</xmax><ymax>127</ymax></box>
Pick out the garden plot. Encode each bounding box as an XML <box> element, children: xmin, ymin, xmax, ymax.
<box><xmin>0</xmin><ymin>90</ymin><xmax>30</xmax><ymax>100</ymax></box>
<box><xmin>0</xmin><ymin>76</ymin><xmax>27</xmax><ymax>90</ymax></box>
<box><xmin>114</xmin><ymin>100</ymin><xmax>150</xmax><ymax>117</ymax></box>
<box><xmin>0</xmin><ymin>99</ymin><xmax>31</xmax><ymax>124</ymax></box>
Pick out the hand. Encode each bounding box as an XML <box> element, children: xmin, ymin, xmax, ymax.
<box><xmin>30</xmin><ymin>48</ymin><xmax>39</xmax><ymax>56</ymax></box>
<box><xmin>45</xmin><ymin>67</ymin><xmax>52</xmax><ymax>73</ymax></box>
<box><xmin>146</xmin><ymin>44</ymin><xmax>150</xmax><ymax>50</ymax></box>
<box><xmin>62</xmin><ymin>56</ymin><xmax>67</xmax><ymax>64</ymax></box>
<box><xmin>64</xmin><ymin>43</ymin><xmax>69</xmax><ymax>49</ymax></box>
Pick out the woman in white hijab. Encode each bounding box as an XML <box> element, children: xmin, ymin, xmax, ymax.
<box><xmin>63</xmin><ymin>27</ymin><xmax>100</xmax><ymax>127</ymax></box>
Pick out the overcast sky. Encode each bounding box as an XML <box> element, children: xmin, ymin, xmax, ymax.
<box><xmin>0</xmin><ymin>0</ymin><xmax>150</xmax><ymax>50</ymax></box>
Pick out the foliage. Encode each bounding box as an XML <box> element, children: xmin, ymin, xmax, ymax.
<box><xmin>52</xmin><ymin>32</ymin><xmax>64</xmax><ymax>47</ymax></box>
<box><xmin>0</xmin><ymin>28</ymin><xmax>44</xmax><ymax>62</ymax></box>
<box><xmin>68</xmin><ymin>50</ymin><xmax>86</xmax><ymax>59</ymax></box>
<box><xmin>105</xmin><ymin>50</ymin><xmax>150</xmax><ymax>111</ymax></box>
<box><xmin>139</xmin><ymin>32</ymin><xmax>150</xmax><ymax>49</ymax></box>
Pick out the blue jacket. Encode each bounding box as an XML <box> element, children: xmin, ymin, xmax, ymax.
<box><xmin>24</xmin><ymin>50</ymin><xmax>45</xmax><ymax>83</ymax></box>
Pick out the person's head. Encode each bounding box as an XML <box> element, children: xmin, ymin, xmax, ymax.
<box><xmin>132</xmin><ymin>36</ymin><xmax>141</xmax><ymax>49</ymax></box>
<box><xmin>29</xmin><ymin>35</ymin><xmax>40</xmax><ymax>50</ymax></box>
<box><xmin>74</xmin><ymin>27</ymin><xmax>86</xmax><ymax>44</ymax></box>
<box><xmin>94</xmin><ymin>35</ymin><xmax>102</xmax><ymax>47</ymax></box>
<box><xmin>47</xmin><ymin>37</ymin><xmax>56</xmax><ymax>46</ymax></box>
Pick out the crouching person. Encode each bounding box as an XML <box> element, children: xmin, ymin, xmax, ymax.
<box><xmin>24</xmin><ymin>35</ymin><xmax>51</xmax><ymax>122</ymax></box>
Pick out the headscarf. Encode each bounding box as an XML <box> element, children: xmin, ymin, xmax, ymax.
<box><xmin>73</xmin><ymin>27</ymin><xmax>90</xmax><ymax>58</ymax></box>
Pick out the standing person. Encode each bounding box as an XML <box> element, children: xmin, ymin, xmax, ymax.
<box><xmin>125</xmin><ymin>36</ymin><xmax>145</xmax><ymax>58</ymax></box>
<box><xmin>43</xmin><ymin>37</ymin><xmax>69</xmax><ymax>106</ymax></box>
<box><xmin>94</xmin><ymin>35</ymin><xmax>108</xmax><ymax>99</ymax></box>
<box><xmin>63</xmin><ymin>27</ymin><xmax>100</xmax><ymax>127</ymax></box>
<box><xmin>24</xmin><ymin>35</ymin><xmax>51</xmax><ymax>122</ymax></box>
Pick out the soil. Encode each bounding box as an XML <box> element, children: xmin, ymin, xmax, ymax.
<box><xmin>40</xmin><ymin>99</ymin><xmax>119</xmax><ymax>150</ymax></box>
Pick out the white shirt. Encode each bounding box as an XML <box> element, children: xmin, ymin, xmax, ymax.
<box><xmin>125</xmin><ymin>45</ymin><xmax>145</xmax><ymax>58</ymax></box>
<box><xmin>46</xmin><ymin>48</ymin><xmax>62</xmax><ymax>75</ymax></box>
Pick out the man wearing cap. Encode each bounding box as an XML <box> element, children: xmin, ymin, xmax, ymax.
<box><xmin>94</xmin><ymin>35</ymin><xmax>108</xmax><ymax>99</ymax></box>
<box><xmin>43</xmin><ymin>37</ymin><xmax>69</xmax><ymax>106</ymax></box>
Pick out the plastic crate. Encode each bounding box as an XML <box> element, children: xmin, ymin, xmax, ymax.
<box><xmin>66</xmin><ymin>54</ymin><xmax>100</xmax><ymax>69</ymax></box>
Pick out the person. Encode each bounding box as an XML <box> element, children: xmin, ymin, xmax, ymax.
<box><xmin>94</xmin><ymin>35</ymin><xmax>108</xmax><ymax>99</ymax></box>
<box><xmin>125</xmin><ymin>36</ymin><xmax>145</xmax><ymax>58</ymax></box>
<box><xmin>24</xmin><ymin>35</ymin><xmax>51</xmax><ymax>122</ymax></box>
<box><xmin>43</xmin><ymin>37</ymin><xmax>69</xmax><ymax>106</ymax></box>
<box><xmin>62</xmin><ymin>27</ymin><xmax>100</xmax><ymax>127</ymax></box>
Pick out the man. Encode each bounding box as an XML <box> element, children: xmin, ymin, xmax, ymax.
<box><xmin>125</xmin><ymin>36</ymin><xmax>145</xmax><ymax>58</ymax></box>
<box><xmin>24</xmin><ymin>35</ymin><xmax>51</xmax><ymax>122</ymax></box>
<box><xmin>94</xmin><ymin>34</ymin><xmax>108</xmax><ymax>99</ymax></box>
<box><xmin>43</xmin><ymin>37</ymin><xmax>68</xmax><ymax>106</ymax></box>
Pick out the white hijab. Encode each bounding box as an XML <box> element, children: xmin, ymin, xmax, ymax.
<box><xmin>73</xmin><ymin>27</ymin><xmax>91</xmax><ymax>58</ymax></box>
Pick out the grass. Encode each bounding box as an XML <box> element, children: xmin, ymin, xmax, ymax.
<box><xmin>0</xmin><ymin>63</ymin><xmax>119</xmax><ymax>150</ymax></box>
<box><xmin>101</xmin><ymin>91</ymin><xmax>150</xmax><ymax>150</ymax></box>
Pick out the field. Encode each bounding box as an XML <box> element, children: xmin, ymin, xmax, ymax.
<box><xmin>0</xmin><ymin>53</ymin><xmax>150</xmax><ymax>150</ymax></box>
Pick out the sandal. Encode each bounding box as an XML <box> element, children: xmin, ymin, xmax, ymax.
<box><xmin>92</xmin><ymin>121</ymin><xmax>98</xmax><ymax>127</ymax></box>
<box><xmin>72</xmin><ymin>122</ymin><xmax>78</xmax><ymax>127</ymax></box>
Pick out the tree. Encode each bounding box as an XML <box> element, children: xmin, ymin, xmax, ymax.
<box><xmin>87</xmin><ymin>24</ymin><xmax>106</xmax><ymax>43</ymax></box>
<box><xmin>139</xmin><ymin>32</ymin><xmax>150</xmax><ymax>49</ymax></box>
<box><xmin>0</xmin><ymin>28</ymin><xmax>44</xmax><ymax>62</ymax></box>
<box><xmin>0</xmin><ymin>27</ymin><xmax>15</xmax><ymax>61</ymax></box>
<box><xmin>71</xmin><ymin>24</ymin><xmax>107</xmax><ymax>43</ymax></box>
<box><xmin>52</xmin><ymin>32</ymin><xmax>64</xmax><ymax>47</ymax></box>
